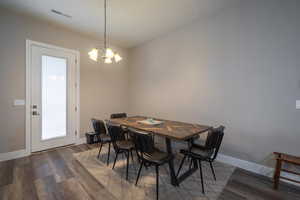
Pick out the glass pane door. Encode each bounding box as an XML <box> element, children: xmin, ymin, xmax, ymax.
<box><xmin>41</xmin><ymin>55</ymin><xmax>67</xmax><ymax>140</ymax></box>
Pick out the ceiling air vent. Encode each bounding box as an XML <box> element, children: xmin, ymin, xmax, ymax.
<box><xmin>51</xmin><ymin>9</ymin><xmax>72</xmax><ymax>18</ymax></box>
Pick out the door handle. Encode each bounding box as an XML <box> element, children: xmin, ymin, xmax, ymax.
<box><xmin>32</xmin><ymin>111</ymin><xmax>40</xmax><ymax>116</ymax></box>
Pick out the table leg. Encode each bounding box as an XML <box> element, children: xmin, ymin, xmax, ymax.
<box><xmin>165</xmin><ymin>138</ymin><xmax>179</xmax><ymax>186</ymax></box>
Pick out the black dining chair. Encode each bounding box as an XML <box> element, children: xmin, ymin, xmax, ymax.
<box><xmin>91</xmin><ymin>119</ymin><xmax>112</xmax><ymax>166</ymax></box>
<box><xmin>129</xmin><ymin>128</ymin><xmax>173</xmax><ymax>200</ymax></box>
<box><xmin>110</xmin><ymin>113</ymin><xmax>127</xmax><ymax>119</ymax></box>
<box><xmin>176</xmin><ymin>126</ymin><xmax>225</xmax><ymax>194</ymax></box>
<box><xmin>110</xmin><ymin>113</ymin><xmax>130</xmax><ymax>139</ymax></box>
<box><xmin>107</xmin><ymin>122</ymin><xmax>135</xmax><ymax>180</ymax></box>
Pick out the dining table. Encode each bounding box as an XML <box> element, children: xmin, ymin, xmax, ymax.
<box><xmin>109</xmin><ymin>116</ymin><xmax>211</xmax><ymax>186</ymax></box>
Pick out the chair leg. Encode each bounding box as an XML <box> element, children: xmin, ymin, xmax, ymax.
<box><xmin>130</xmin><ymin>149</ymin><xmax>134</xmax><ymax>163</ymax></box>
<box><xmin>198</xmin><ymin>160</ymin><xmax>205</xmax><ymax>194</ymax></box>
<box><xmin>97</xmin><ymin>142</ymin><xmax>103</xmax><ymax>159</ymax></box>
<box><xmin>135</xmin><ymin>149</ymin><xmax>141</xmax><ymax>163</ymax></box>
<box><xmin>155</xmin><ymin>165</ymin><xmax>159</xmax><ymax>200</ymax></box>
<box><xmin>188</xmin><ymin>158</ymin><xmax>193</xmax><ymax>170</ymax></box>
<box><xmin>126</xmin><ymin>151</ymin><xmax>130</xmax><ymax>180</ymax></box>
<box><xmin>107</xmin><ymin>142</ymin><xmax>111</xmax><ymax>166</ymax></box>
<box><xmin>209</xmin><ymin>161</ymin><xmax>216</xmax><ymax>181</ymax></box>
<box><xmin>135</xmin><ymin>161</ymin><xmax>144</xmax><ymax>185</ymax></box>
<box><xmin>176</xmin><ymin>154</ymin><xmax>187</xmax><ymax>177</ymax></box>
<box><xmin>112</xmin><ymin>151</ymin><xmax>119</xmax><ymax>169</ymax></box>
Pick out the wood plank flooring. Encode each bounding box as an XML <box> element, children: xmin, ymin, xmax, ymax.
<box><xmin>218</xmin><ymin>168</ymin><xmax>300</xmax><ymax>200</ymax></box>
<box><xmin>0</xmin><ymin>144</ymin><xmax>117</xmax><ymax>200</ymax></box>
<box><xmin>0</xmin><ymin>144</ymin><xmax>299</xmax><ymax>200</ymax></box>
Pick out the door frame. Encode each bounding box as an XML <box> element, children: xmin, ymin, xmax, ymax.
<box><xmin>26</xmin><ymin>39</ymin><xmax>80</xmax><ymax>154</ymax></box>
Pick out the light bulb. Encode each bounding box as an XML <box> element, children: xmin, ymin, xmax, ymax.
<box><xmin>114</xmin><ymin>53</ymin><xmax>122</xmax><ymax>63</ymax></box>
<box><xmin>104</xmin><ymin>57</ymin><xmax>112</xmax><ymax>64</ymax></box>
<box><xmin>88</xmin><ymin>48</ymin><xmax>98</xmax><ymax>61</ymax></box>
<box><xmin>105</xmin><ymin>48</ymin><xmax>114</xmax><ymax>58</ymax></box>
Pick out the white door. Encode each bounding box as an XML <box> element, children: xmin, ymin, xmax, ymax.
<box><xmin>30</xmin><ymin>43</ymin><xmax>78</xmax><ymax>152</ymax></box>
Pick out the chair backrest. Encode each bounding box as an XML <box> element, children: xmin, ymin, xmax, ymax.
<box><xmin>91</xmin><ymin>118</ymin><xmax>106</xmax><ymax>135</ymax></box>
<box><xmin>106</xmin><ymin>122</ymin><xmax>126</xmax><ymax>151</ymax></box>
<box><xmin>205</xmin><ymin>126</ymin><xmax>225</xmax><ymax>160</ymax></box>
<box><xmin>128</xmin><ymin>128</ymin><xmax>154</xmax><ymax>156</ymax></box>
<box><xmin>110</xmin><ymin>113</ymin><xmax>127</xmax><ymax>119</ymax></box>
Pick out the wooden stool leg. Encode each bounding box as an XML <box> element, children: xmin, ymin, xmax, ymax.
<box><xmin>273</xmin><ymin>158</ymin><xmax>282</xmax><ymax>190</ymax></box>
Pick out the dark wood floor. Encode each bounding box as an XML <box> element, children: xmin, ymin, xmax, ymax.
<box><xmin>0</xmin><ymin>144</ymin><xmax>299</xmax><ymax>200</ymax></box>
<box><xmin>218</xmin><ymin>168</ymin><xmax>300</xmax><ymax>200</ymax></box>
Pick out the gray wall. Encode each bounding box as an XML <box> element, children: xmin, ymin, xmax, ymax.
<box><xmin>129</xmin><ymin>0</ymin><xmax>300</xmax><ymax>165</ymax></box>
<box><xmin>0</xmin><ymin>8</ymin><xmax>129</xmax><ymax>153</ymax></box>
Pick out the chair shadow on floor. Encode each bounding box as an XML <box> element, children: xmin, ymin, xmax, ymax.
<box><xmin>89</xmin><ymin>145</ymin><xmax>235</xmax><ymax>200</ymax></box>
<box><xmin>96</xmin><ymin>145</ymin><xmax>154</xmax><ymax>182</ymax></box>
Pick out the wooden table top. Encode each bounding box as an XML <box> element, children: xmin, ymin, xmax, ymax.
<box><xmin>109</xmin><ymin>116</ymin><xmax>211</xmax><ymax>141</ymax></box>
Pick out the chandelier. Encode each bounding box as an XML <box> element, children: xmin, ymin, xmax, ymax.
<box><xmin>88</xmin><ymin>0</ymin><xmax>122</xmax><ymax>64</ymax></box>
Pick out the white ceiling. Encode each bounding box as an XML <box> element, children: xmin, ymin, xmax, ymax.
<box><xmin>0</xmin><ymin>0</ymin><xmax>236</xmax><ymax>48</ymax></box>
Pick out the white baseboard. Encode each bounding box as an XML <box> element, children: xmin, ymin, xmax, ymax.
<box><xmin>76</xmin><ymin>137</ymin><xmax>86</xmax><ymax>145</ymax></box>
<box><xmin>217</xmin><ymin>154</ymin><xmax>273</xmax><ymax>176</ymax></box>
<box><xmin>217</xmin><ymin>153</ymin><xmax>300</xmax><ymax>187</ymax></box>
<box><xmin>0</xmin><ymin>149</ymin><xmax>30</xmax><ymax>162</ymax></box>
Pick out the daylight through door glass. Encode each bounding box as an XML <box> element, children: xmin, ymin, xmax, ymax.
<box><xmin>42</xmin><ymin>55</ymin><xmax>67</xmax><ymax>140</ymax></box>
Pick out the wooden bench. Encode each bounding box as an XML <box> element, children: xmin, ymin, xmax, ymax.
<box><xmin>273</xmin><ymin>152</ymin><xmax>300</xmax><ymax>189</ymax></box>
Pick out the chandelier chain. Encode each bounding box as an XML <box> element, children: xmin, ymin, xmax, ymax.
<box><xmin>104</xmin><ymin>0</ymin><xmax>107</xmax><ymax>50</ymax></box>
